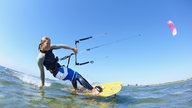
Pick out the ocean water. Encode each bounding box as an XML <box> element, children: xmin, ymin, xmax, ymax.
<box><xmin>0</xmin><ymin>65</ymin><xmax>192</xmax><ymax>108</ymax></box>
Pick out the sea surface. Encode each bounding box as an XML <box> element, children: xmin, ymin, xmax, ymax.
<box><xmin>0</xmin><ymin>65</ymin><xmax>192</xmax><ymax>108</ymax></box>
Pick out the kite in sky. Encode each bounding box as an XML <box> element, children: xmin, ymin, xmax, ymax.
<box><xmin>167</xmin><ymin>20</ymin><xmax>177</xmax><ymax>36</ymax></box>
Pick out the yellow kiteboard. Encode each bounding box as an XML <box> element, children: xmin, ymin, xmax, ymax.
<box><xmin>77</xmin><ymin>81</ymin><xmax>122</xmax><ymax>97</ymax></box>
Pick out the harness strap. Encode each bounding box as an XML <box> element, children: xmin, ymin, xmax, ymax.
<box><xmin>55</xmin><ymin>67</ymin><xmax>68</xmax><ymax>80</ymax></box>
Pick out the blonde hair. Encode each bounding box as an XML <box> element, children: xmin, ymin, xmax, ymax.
<box><xmin>38</xmin><ymin>36</ymin><xmax>50</xmax><ymax>50</ymax></box>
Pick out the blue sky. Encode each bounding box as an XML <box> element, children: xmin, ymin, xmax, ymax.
<box><xmin>0</xmin><ymin>0</ymin><xmax>192</xmax><ymax>85</ymax></box>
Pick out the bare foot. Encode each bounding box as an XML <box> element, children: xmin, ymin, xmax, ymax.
<box><xmin>79</xmin><ymin>87</ymin><xmax>87</xmax><ymax>91</ymax></box>
<box><xmin>91</xmin><ymin>88</ymin><xmax>100</xmax><ymax>95</ymax></box>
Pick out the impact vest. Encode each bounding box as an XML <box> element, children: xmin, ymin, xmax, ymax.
<box><xmin>40</xmin><ymin>49</ymin><xmax>61</xmax><ymax>76</ymax></box>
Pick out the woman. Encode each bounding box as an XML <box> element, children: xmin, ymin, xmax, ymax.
<box><xmin>37</xmin><ymin>37</ymin><xmax>102</xmax><ymax>94</ymax></box>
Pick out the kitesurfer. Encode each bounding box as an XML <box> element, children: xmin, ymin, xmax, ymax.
<box><xmin>37</xmin><ymin>37</ymin><xmax>102</xmax><ymax>94</ymax></box>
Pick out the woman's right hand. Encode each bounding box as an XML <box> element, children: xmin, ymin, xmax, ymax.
<box><xmin>39</xmin><ymin>83</ymin><xmax>44</xmax><ymax>89</ymax></box>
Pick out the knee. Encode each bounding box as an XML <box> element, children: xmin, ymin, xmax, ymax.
<box><xmin>77</xmin><ymin>74</ymin><xmax>83</xmax><ymax>81</ymax></box>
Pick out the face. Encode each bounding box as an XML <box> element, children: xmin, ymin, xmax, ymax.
<box><xmin>40</xmin><ymin>37</ymin><xmax>51</xmax><ymax>51</ymax></box>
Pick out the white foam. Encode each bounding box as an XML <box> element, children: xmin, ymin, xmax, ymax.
<box><xmin>12</xmin><ymin>71</ymin><xmax>51</xmax><ymax>87</ymax></box>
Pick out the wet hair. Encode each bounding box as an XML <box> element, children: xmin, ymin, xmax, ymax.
<box><xmin>38</xmin><ymin>36</ymin><xmax>50</xmax><ymax>50</ymax></box>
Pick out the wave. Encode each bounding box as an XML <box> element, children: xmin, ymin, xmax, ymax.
<box><xmin>1</xmin><ymin>65</ymin><xmax>192</xmax><ymax>108</ymax></box>
<box><xmin>0</xmin><ymin>65</ymin><xmax>51</xmax><ymax>87</ymax></box>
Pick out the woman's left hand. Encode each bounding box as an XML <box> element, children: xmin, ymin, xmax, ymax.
<box><xmin>72</xmin><ymin>48</ymin><xmax>78</xmax><ymax>54</ymax></box>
